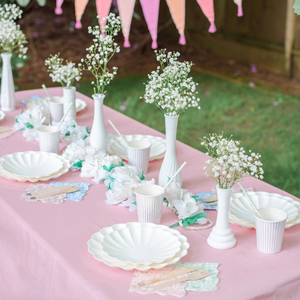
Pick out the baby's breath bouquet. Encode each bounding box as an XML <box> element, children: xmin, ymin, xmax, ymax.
<box><xmin>142</xmin><ymin>49</ymin><xmax>200</xmax><ymax>116</ymax></box>
<box><xmin>200</xmin><ymin>133</ymin><xmax>264</xmax><ymax>189</ymax></box>
<box><xmin>45</xmin><ymin>53</ymin><xmax>82</xmax><ymax>87</ymax></box>
<box><xmin>79</xmin><ymin>13</ymin><xmax>122</xmax><ymax>94</ymax></box>
<box><xmin>0</xmin><ymin>4</ymin><xmax>27</xmax><ymax>57</ymax></box>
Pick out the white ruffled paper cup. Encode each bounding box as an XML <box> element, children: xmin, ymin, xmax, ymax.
<box><xmin>49</xmin><ymin>97</ymin><xmax>64</xmax><ymax>122</ymax></box>
<box><xmin>255</xmin><ymin>207</ymin><xmax>287</xmax><ymax>254</ymax></box>
<box><xmin>127</xmin><ymin>140</ymin><xmax>151</xmax><ymax>173</ymax></box>
<box><xmin>135</xmin><ymin>185</ymin><xmax>164</xmax><ymax>224</ymax></box>
<box><xmin>37</xmin><ymin>126</ymin><xmax>61</xmax><ymax>154</ymax></box>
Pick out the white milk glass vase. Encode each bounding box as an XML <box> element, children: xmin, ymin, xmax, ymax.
<box><xmin>207</xmin><ymin>185</ymin><xmax>236</xmax><ymax>249</ymax></box>
<box><xmin>1</xmin><ymin>53</ymin><xmax>15</xmax><ymax>111</ymax></box>
<box><xmin>63</xmin><ymin>86</ymin><xmax>76</xmax><ymax>122</ymax></box>
<box><xmin>90</xmin><ymin>94</ymin><xmax>107</xmax><ymax>151</ymax></box>
<box><xmin>158</xmin><ymin>114</ymin><xmax>182</xmax><ymax>187</ymax></box>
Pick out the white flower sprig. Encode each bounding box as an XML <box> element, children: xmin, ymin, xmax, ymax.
<box><xmin>78</xmin><ymin>13</ymin><xmax>122</xmax><ymax>94</ymax></box>
<box><xmin>45</xmin><ymin>53</ymin><xmax>82</xmax><ymax>87</ymax></box>
<box><xmin>0</xmin><ymin>19</ymin><xmax>27</xmax><ymax>57</ymax></box>
<box><xmin>0</xmin><ymin>4</ymin><xmax>22</xmax><ymax>21</ymax></box>
<box><xmin>142</xmin><ymin>49</ymin><xmax>200</xmax><ymax>116</ymax></box>
<box><xmin>200</xmin><ymin>133</ymin><xmax>264</xmax><ymax>189</ymax></box>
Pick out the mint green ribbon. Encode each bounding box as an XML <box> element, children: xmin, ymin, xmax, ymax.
<box><xmin>169</xmin><ymin>212</ymin><xmax>207</xmax><ymax>228</ymax></box>
<box><xmin>72</xmin><ymin>159</ymin><xmax>83</xmax><ymax>168</ymax></box>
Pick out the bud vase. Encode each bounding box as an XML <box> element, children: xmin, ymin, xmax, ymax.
<box><xmin>90</xmin><ymin>94</ymin><xmax>107</xmax><ymax>151</ymax></box>
<box><xmin>207</xmin><ymin>185</ymin><xmax>236</xmax><ymax>249</ymax></box>
<box><xmin>158</xmin><ymin>114</ymin><xmax>182</xmax><ymax>187</ymax></box>
<box><xmin>63</xmin><ymin>86</ymin><xmax>76</xmax><ymax>122</ymax></box>
<box><xmin>0</xmin><ymin>53</ymin><xmax>15</xmax><ymax>111</ymax></box>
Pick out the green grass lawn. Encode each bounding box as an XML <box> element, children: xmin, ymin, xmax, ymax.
<box><xmin>77</xmin><ymin>72</ymin><xmax>300</xmax><ymax>198</ymax></box>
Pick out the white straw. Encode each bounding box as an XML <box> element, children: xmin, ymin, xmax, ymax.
<box><xmin>42</xmin><ymin>84</ymin><xmax>54</xmax><ymax>102</ymax></box>
<box><xmin>237</xmin><ymin>181</ymin><xmax>263</xmax><ymax>219</ymax></box>
<box><xmin>57</xmin><ymin>103</ymin><xmax>73</xmax><ymax>130</ymax></box>
<box><xmin>163</xmin><ymin>162</ymin><xmax>187</xmax><ymax>191</ymax></box>
<box><xmin>108</xmin><ymin>119</ymin><xmax>129</xmax><ymax>146</ymax></box>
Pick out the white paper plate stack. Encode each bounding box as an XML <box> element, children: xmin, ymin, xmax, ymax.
<box><xmin>26</xmin><ymin>97</ymin><xmax>87</xmax><ymax>113</ymax></box>
<box><xmin>107</xmin><ymin>135</ymin><xmax>166</xmax><ymax>161</ymax></box>
<box><xmin>0</xmin><ymin>151</ymin><xmax>70</xmax><ymax>182</ymax></box>
<box><xmin>229</xmin><ymin>192</ymin><xmax>300</xmax><ymax>229</ymax></box>
<box><xmin>88</xmin><ymin>222</ymin><xmax>190</xmax><ymax>271</ymax></box>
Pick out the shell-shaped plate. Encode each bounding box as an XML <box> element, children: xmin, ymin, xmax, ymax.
<box><xmin>87</xmin><ymin>222</ymin><xmax>189</xmax><ymax>271</ymax></box>
<box><xmin>107</xmin><ymin>135</ymin><xmax>166</xmax><ymax>161</ymax></box>
<box><xmin>1</xmin><ymin>151</ymin><xmax>63</xmax><ymax>178</ymax></box>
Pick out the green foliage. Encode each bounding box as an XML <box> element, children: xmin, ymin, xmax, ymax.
<box><xmin>1</xmin><ymin>0</ymin><xmax>46</xmax><ymax>6</ymax></box>
<box><xmin>77</xmin><ymin>72</ymin><xmax>300</xmax><ymax>198</ymax></box>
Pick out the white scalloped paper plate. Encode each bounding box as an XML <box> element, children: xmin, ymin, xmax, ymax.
<box><xmin>229</xmin><ymin>192</ymin><xmax>300</xmax><ymax>229</ymax></box>
<box><xmin>107</xmin><ymin>135</ymin><xmax>166</xmax><ymax>161</ymax></box>
<box><xmin>0</xmin><ymin>152</ymin><xmax>70</xmax><ymax>182</ymax></box>
<box><xmin>0</xmin><ymin>152</ymin><xmax>63</xmax><ymax>178</ymax></box>
<box><xmin>87</xmin><ymin>222</ymin><xmax>190</xmax><ymax>271</ymax></box>
<box><xmin>26</xmin><ymin>97</ymin><xmax>87</xmax><ymax>113</ymax></box>
<box><xmin>101</xmin><ymin>226</ymin><xmax>181</xmax><ymax>265</ymax></box>
<box><xmin>0</xmin><ymin>111</ymin><xmax>5</xmax><ymax>121</ymax></box>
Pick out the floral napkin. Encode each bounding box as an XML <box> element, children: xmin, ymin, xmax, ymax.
<box><xmin>129</xmin><ymin>262</ymin><xmax>219</xmax><ymax>297</ymax></box>
<box><xmin>0</xmin><ymin>127</ymin><xmax>18</xmax><ymax>139</ymax></box>
<box><xmin>197</xmin><ymin>192</ymin><xmax>217</xmax><ymax>210</ymax></box>
<box><xmin>49</xmin><ymin>181</ymin><xmax>91</xmax><ymax>201</ymax></box>
<box><xmin>20</xmin><ymin>183</ymin><xmax>66</xmax><ymax>204</ymax></box>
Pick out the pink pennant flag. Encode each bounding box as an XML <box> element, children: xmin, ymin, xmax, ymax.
<box><xmin>96</xmin><ymin>0</ymin><xmax>113</xmax><ymax>33</ymax></box>
<box><xmin>117</xmin><ymin>0</ymin><xmax>136</xmax><ymax>47</ymax></box>
<box><xmin>55</xmin><ymin>0</ymin><xmax>64</xmax><ymax>15</ymax></box>
<box><xmin>196</xmin><ymin>0</ymin><xmax>216</xmax><ymax>33</ymax></box>
<box><xmin>165</xmin><ymin>0</ymin><xmax>186</xmax><ymax>45</ymax></box>
<box><xmin>234</xmin><ymin>0</ymin><xmax>243</xmax><ymax>17</ymax></box>
<box><xmin>139</xmin><ymin>0</ymin><xmax>160</xmax><ymax>49</ymax></box>
<box><xmin>74</xmin><ymin>0</ymin><xmax>89</xmax><ymax>29</ymax></box>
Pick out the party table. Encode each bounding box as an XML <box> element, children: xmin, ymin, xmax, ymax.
<box><xmin>1</xmin><ymin>88</ymin><xmax>300</xmax><ymax>300</ymax></box>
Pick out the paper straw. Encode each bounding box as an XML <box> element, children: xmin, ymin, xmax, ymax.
<box><xmin>108</xmin><ymin>119</ymin><xmax>129</xmax><ymax>146</ymax></box>
<box><xmin>237</xmin><ymin>181</ymin><xmax>263</xmax><ymax>219</ymax></box>
<box><xmin>42</xmin><ymin>84</ymin><xmax>54</xmax><ymax>102</ymax></box>
<box><xmin>163</xmin><ymin>162</ymin><xmax>187</xmax><ymax>191</ymax></box>
<box><xmin>58</xmin><ymin>102</ymin><xmax>73</xmax><ymax>130</ymax></box>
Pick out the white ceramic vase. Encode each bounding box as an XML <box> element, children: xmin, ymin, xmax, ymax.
<box><xmin>90</xmin><ymin>94</ymin><xmax>107</xmax><ymax>151</ymax></box>
<box><xmin>0</xmin><ymin>53</ymin><xmax>15</xmax><ymax>111</ymax></box>
<box><xmin>207</xmin><ymin>185</ymin><xmax>236</xmax><ymax>249</ymax></box>
<box><xmin>158</xmin><ymin>114</ymin><xmax>181</xmax><ymax>187</ymax></box>
<box><xmin>63</xmin><ymin>86</ymin><xmax>76</xmax><ymax>122</ymax></box>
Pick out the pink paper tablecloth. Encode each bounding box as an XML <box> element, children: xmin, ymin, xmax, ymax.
<box><xmin>1</xmin><ymin>88</ymin><xmax>300</xmax><ymax>300</ymax></box>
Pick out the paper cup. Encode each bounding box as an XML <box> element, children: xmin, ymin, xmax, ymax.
<box><xmin>135</xmin><ymin>185</ymin><xmax>164</xmax><ymax>224</ymax></box>
<box><xmin>37</xmin><ymin>126</ymin><xmax>61</xmax><ymax>154</ymax></box>
<box><xmin>49</xmin><ymin>97</ymin><xmax>64</xmax><ymax>122</ymax></box>
<box><xmin>255</xmin><ymin>207</ymin><xmax>287</xmax><ymax>254</ymax></box>
<box><xmin>127</xmin><ymin>140</ymin><xmax>151</xmax><ymax>173</ymax></box>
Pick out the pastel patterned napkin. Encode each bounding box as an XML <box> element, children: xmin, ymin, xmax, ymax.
<box><xmin>0</xmin><ymin>127</ymin><xmax>18</xmax><ymax>139</ymax></box>
<box><xmin>20</xmin><ymin>94</ymin><xmax>42</xmax><ymax>105</ymax></box>
<box><xmin>49</xmin><ymin>181</ymin><xmax>91</xmax><ymax>201</ymax></box>
<box><xmin>20</xmin><ymin>183</ymin><xmax>66</xmax><ymax>204</ymax></box>
<box><xmin>197</xmin><ymin>192</ymin><xmax>217</xmax><ymax>210</ymax></box>
<box><xmin>129</xmin><ymin>262</ymin><xmax>219</xmax><ymax>297</ymax></box>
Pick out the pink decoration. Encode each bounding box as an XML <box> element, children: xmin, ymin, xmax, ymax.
<box><xmin>75</xmin><ymin>20</ymin><xmax>82</xmax><ymax>29</ymax></box>
<box><xmin>117</xmin><ymin>0</ymin><xmax>136</xmax><ymax>47</ymax></box>
<box><xmin>165</xmin><ymin>0</ymin><xmax>185</xmax><ymax>43</ymax></box>
<box><xmin>179</xmin><ymin>34</ymin><xmax>186</xmax><ymax>45</ymax></box>
<box><xmin>96</xmin><ymin>0</ymin><xmax>113</xmax><ymax>32</ymax></box>
<box><xmin>123</xmin><ymin>39</ymin><xmax>130</xmax><ymax>48</ymax></box>
<box><xmin>55</xmin><ymin>0</ymin><xmax>64</xmax><ymax>15</ymax></box>
<box><xmin>140</xmin><ymin>0</ymin><xmax>160</xmax><ymax>49</ymax></box>
<box><xmin>196</xmin><ymin>0</ymin><xmax>216</xmax><ymax>33</ymax></box>
<box><xmin>234</xmin><ymin>0</ymin><xmax>243</xmax><ymax>17</ymax></box>
<box><xmin>74</xmin><ymin>0</ymin><xmax>89</xmax><ymax>27</ymax></box>
<box><xmin>151</xmin><ymin>40</ymin><xmax>158</xmax><ymax>49</ymax></box>
<box><xmin>238</xmin><ymin>6</ymin><xmax>243</xmax><ymax>17</ymax></box>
